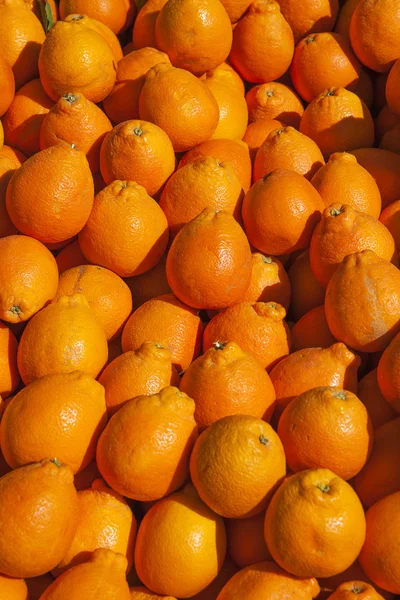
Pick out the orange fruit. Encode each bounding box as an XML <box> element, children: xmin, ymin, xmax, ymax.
<box><xmin>160</xmin><ymin>156</ymin><xmax>243</xmax><ymax>239</ymax></box>
<box><xmin>229</xmin><ymin>0</ymin><xmax>294</xmax><ymax>83</ymax></box>
<box><xmin>39</xmin><ymin>548</ymin><xmax>131</xmax><ymax>599</ymax></box>
<box><xmin>39</xmin><ymin>91</ymin><xmax>112</xmax><ymax>173</ymax></box>
<box><xmin>155</xmin><ymin>0</ymin><xmax>232</xmax><ymax>75</ymax></box>
<box><xmin>166</xmin><ymin>208</ymin><xmax>252</xmax><ymax>310</ymax></box>
<box><xmin>386</xmin><ymin>58</ymin><xmax>400</xmax><ymax>116</ymax></box>
<box><xmin>334</xmin><ymin>0</ymin><xmax>359</xmax><ymax>40</ymax></box>
<box><xmin>353</xmin><ymin>68</ymin><xmax>374</xmax><ymax>109</ymax></box>
<box><xmin>0</xmin><ymin>573</ymin><xmax>28</xmax><ymax>599</ymax></box>
<box><xmin>0</xmin><ymin>165</ymin><xmax>19</xmax><ymax>239</ymax></box>
<box><xmin>130</xmin><ymin>588</ymin><xmax>176</xmax><ymax>599</ymax></box>
<box><xmin>126</xmin><ymin>254</ymin><xmax>171</xmax><ymax>312</ymax></box>
<box><xmin>180</xmin><ymin>341</ymin><xmax>276</xmax><ymax>429</ymax></box>
<box><xmin>242</xmin><ymin>168</ymin><xmax>325</xmax><ymax>256</ymax></box>
<box><xmin>380</xmin><ymin>199</ymin><xmax>400</xmax><ymax>249</ymax></box>
<box><xmin>205</xmin><ymin>61</ymin><xmax>246</xmax><ymax>95</ymax></box>
<box><xmin>318</xmin><ymin>562</ymin><xmax>393</xmax><ymax>600</ymax></box>
<box><xmin>121</xmin><ymin>293</ymin><xmax>203</xmax><ymax>372</ymax></box>
<box><xmin>290</xmin><ymin>32</ymin><xmax>361</xmax><ymax>103</ymax></box>
<box><xmin>99</xmin><ymin>341</ymin><xmax>179</xmax><ymax>415</ymax></box>
<box><xmin>358</xmin><ymin>368</ymin><xmax>396</xmax><ymax>431</ymax></box>
<box><xmin>25</xmin><ymin>574</ymin><xmax>54</xmax><ymax>600</ymax></box>
<box><xmin>3</xmin><ymin>78</ymin><xmax>53</xmax><ymax>157</ymax></box>
<box><xmin>62</xmin><ymin>13</ymin><xmax>123</xmax><ymax>62</ymax></box>
<box><xmin>0</xmin><ymin>145</ymin><xmax>26</xmax><ymax>166</ymax></box>
<box><xmin>99</xmin><ymin>120</ymin><xmax>175</xmax><ymax>197</ymax></box>
<box><xmin>300</xmin><ymin>87</ymin><xmax>374</xmax><ymax>158</ymax></box>
<box><xmin>203</xmin><ymin>301</ymin><xmax>290</xmax><ymax>370</ymax></box>
<box><xmin>0</xmin><ymin>235</ymin><xmax>58</xmax><ymax>323</ymax></box>
<box><xmin>246</xmin><ymin>82</ymin><xmax>304</xmax><ymax>128</ymax></box>
<box><xmin>187</xmin><ymin>557</ymin><xmax>238</xmax><ymax>600</ymax></box>
<box><xmin>78</xmin><ymin>180</ymin><xmax>168</xmax><ymax>278</ymax></box>
<box><xmin>226</xmin><ymin>512</ymin><xmax>271</xmax><ymax>568</ymax></box>
<box><xmin>102</xmin><ymin>47</ymin><xmax>170</xmax><ymax>124</ymax></box>
<box><xmin>380</xmin><ymin>124</ymin><xmax>400</xmax><ymax>154</ymax></box>
<box><xmin>55</xmin><ymin>239</ymin><xmax>88</xmax><ymax>274</ymax></box>
<box><xmin>377</xmin><ymin>330</ymin><xmax>400</xmax><ymax>412</ymax></box>
<box><xmin>241</xmin><ymin>253</ymin><xmax>291</xmax><ymax>310</ymax></box>
<box><xmin>0</xmin><ymin>459</ymin><xmax>78</xmax><ymax>578</ymax></box>
<box><xmin>376</xmin><ymin>105</ymin><xmax>400</xmax><ymax>140</ymax></box>
<box><xmin>59</xmin><ymin>0</ymin><xmax>135</xmax><ymax>33</ymax></box>
<box><xmin>291</xmin><ymin>305</ymin><xmax>337</xmax><ymax>351</ymax></box>
<box><xmin>326</xmin><ymin>582</ymin><xmax>385</xmax><ymax>599</ymax></box>
<box><xmin>0</xmin><ymin>54</ymin><xmax>15</xmax><ymax>117</ymax></box>
<box><xmin>38</xmin><ymin>19</ymin><xmax>116</xmax><ymax>103</ymax></box>
<box><xmin>275</xmin><ymin>0</ymin><xmax>339</xmax><ymax>43</ymax></box>
<box><xmin>97</xmin><ymin>387</ymin><xmax>197</xmax><ymax>501</ymax></box>
<box><xmin>351</xmin><ymin>148</ymin><xmax>400</xmax><ymax>209</ymax></box>
<box><xmin>310</xmin><ymin>203</ymin><xmax>397</xmax><ymax>287</ymax></box>
<box><xmin>374</xmin><ymin>71</ymin><xmax>389</xmax><ymax>112</ymax></box>
<box><xmin>349</xmin><ymin>0</ymin><xmax>400</xmax><ymax>73</ymax></box>
<box><xmin>243</xmin><ymin>118</ymin><xmax>285</xmax><ymax>161</ymax></box>
<box><xmin>325</xmin><ymin>250</ymin><xmax>400</xmax><ymax>352</ymax></box>
<box><xmin>0</xmin><ymin>322</ymin><xmax>19</xmax><ymax>399</ymax></box>
<box><xmin>73</xmin><ymin>460</ymin><xmax>101</xmax><ymax>492</ymax></box>
<box><xmin>288</xmin><ymin>249</ymin><xmax>326</xmax><ymax>320</ymax></box>
<box><xmin>265</xmin><ymin>469</ymin><xmax>366</xmax><ymax>578</ymax></box>
<box><xmin>1</xmin><ymin>371</ymin><xmax>107</xmax><ymax>473</ymax></box>
<box><xmin>253</xmin><ymin>126</ymin><xmax>325</xmax><ymax>181</ymax></box>
<box><xmin>139</xmin><ymin>63</ymin><xmax>219</xmax><ymax>152</ymax></box>
<box><xmin>17</xmin><ymin>293</ymin><xmax>108</xmax><ymax>385</ymax></box>
<box><xmin>132</xmin><ymin>0</ymin><xmax>168</xmax><ymax>49</ymax></box>
<box><xmin>278</xmin><ymin>386</ymin><xmax>373</xmax><ymax>480</ymax></box>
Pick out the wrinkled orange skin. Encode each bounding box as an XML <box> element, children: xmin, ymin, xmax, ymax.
<box><xmin>246</xmin><ymin>81</ymin><xmax>304</xmax><ymax>128</ymax></box>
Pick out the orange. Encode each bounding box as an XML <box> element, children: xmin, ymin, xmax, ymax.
<box><xmin>326</xmin><ymin>582</ymin><xmax>385</xmax><ymax>599</ymax></box>
<box><xmin>180</xmin><ymin>341</ymin><xmax>276</xmax><ymax>429</ymax></box>
<box><xmin>78</xmin><ymin>180</ymin><xmax>168</xmax><ymax>278</ymax></box>
<box><xmin>7</xmin><ymin>142</ymin><xmax>94</xmax><ymax>245</ymax></box>
<box><xmin>39</xmin><ymin>91</ymin><xmax>112</xmax><ymax>173</ymax></box>
<box><xmin>288</xmin><ymin>249</ymin><xmax>327</xmax><ymax>320</ymax></box>
<box><xmin>300</xmin><ymin>87</ymin><xmax>374</xmax><ymax>158</ymax></box>
<box><xmin>99</xmin><ymin>342</ymin><xmax>179</xmax><ymax>415</ymax></box>
<box><xmin>0</xmin><ymin>3</ymin><xmax>45</xmax><ymax>89</ymax></box>
<box><xmin>265</xmin><ymin>469</ymin><xmax>366</xmax><ymax>578</ymax></box>
<box><xmin>132</xmin><ymin>0</ymin><xmax>168</xmax><ymax>49</ymax></box>
<box><xmin>160</xmin><ymin>156</ymin><xmax>243</xmax><ymax>239</ymax></box>
<box><xmin>62</xmin><ymin>13</ymin><xmax>123</xmax><ymax>62</ymax></box>
<box><xmin>130</xmin><ymin>588</ymin><xmax>176</xmax><ymax>599</ymax></box>
<box><xmin>278</xmin><ymin>386</ymin><xmax>373</xmax><ymax>480</ymax></box>
<box><xmin>311</xmin><ymin>153</ymin><xmax>382</xmax><ymax>219</ymax></box>
<box><xmin>310</xmin><ymin>203</ymin><xmax>397</xmax><ymax>287</ymax></box>
<box><xmin>166</xmin><ymin>208</ymin><xmax>252</xmax><ymax>310</ymax></box>
<box><xmin>38</xmin><ymin>19</ymin><xmax>116</xmax><ymax>102</ymax></box>
<box><xmin>40</xmin><ymin>548</ymin><xmax>131</xmax><ymax>599</ymax></box>
<box><xmin>25</xmin><ymin>574</ymin><xmax>54</xmax><ymax>600</ymax></box>
<box><xmin>139</xmin><ymin>63</ymin><xmax>219</xmax><ymax>152</ymax></box>
<box><xmin>291</xmin><ymin>305</ymin><xmax>337</xmax><ymax>351</ymax></box>
<box><xmin>380</xmin><ymin>200</ymin><xmax>400</xmax><ymax>249</ymax></box>
<box><xmin>126</xmin><ymin>254</ymin><xmax>171</xmax><ymax>311</ymax></box>
<box><xmin>99</xmin><ymin>120</ymin><xmax>175</xmax><ymax>197</ymax></box>
<box><xmin>1</xmin><ymin>371</ymin><xmax>107</xmax><ymax>473</ymax></box>
<box><xmin>325</xmin><ymin>250</ymin><xmax>400</xmax><ymax>352</ymax></box>
<box><xmin>0</xmin><ymin>322</ymin><xmax>19</xmax><ymax>399</ymax></box>
<box><xmin>377</xmin><ymin>330</ymin><xmax>400</xmax><ymax>412</ymax></box>
<box><xmin>0</xmin><ymin>145</ymin><xmax>26</xmax><ymax>166</ymax></box>
<box><xmin>134</xmin><ymin>484</ymin><xmax>226</xmax><ymax>598</ymax></box>
<box><xmin>351</xmin><ymin>148</ymin><xmax>400</xmax><ymax>209</ymax></box>
<box><xmin>17</xmin><ymin>293</ymin><xmax>108</xmax><ymax>385</ymax></box>
<box><xmin>102</xmin><ymin>47</ymin><xmax>170</xmax><ymax>124</ymax></box>
<box><xmin>269</xmin><ymin>342</ymin><xmax>360</xmax><ymax>415</ymax></box>
<box><xmin>319</xmin><ymin>562</ymin><xmax>393</xmax><ymax>600</ymax></box>
<box><xmin>374</xmin><ymin>71</ymin><xmax>389</xmax><ymax>112</ymax></box>
<box><xmin>59</xmin><ymin>0</ymin><xmax>135</xmax><ymax>33</ymax></box>
<box><xmin>335</xmin><ymin>0</ymin><xmax>359</xmax><ymax>40</ymax></box>
<box><xmin>230</xmin><ymin>0</ymin><xmax>294</xmax><ymax>83</ymax></box>
<box><xmin>380</xmin><ymin>124</ymin><xmax>400</xmax><ymax>154</ymax></box>
<box><xmin>97</xmin><ymin>387</ymin><xmax>197</xmax><ymax>501</ymax></box>
<box><xmin>3</xmin><ymin>78</ymin><xmax>53</xmax><ymax>157</ymax></box>
<box><xmin>353</xmin><ymin>68</ymin><xmax>374</xmax><ymax>109</ymax></box>
<box><xmin>349</xmin><ymin>0</ymin><xmax>400</xmax><ymax>72</ymax></box>
<box><xmin>155</xmin><ymin>0</ymin><xmax>232</xmax><ymax>75</ymax></box>
<box><xmin>253</xmin><ymin>126</ymin><xmax>325</xmax><ymax>181</ymax></box>
<box><xmin>218</xmin><ymin>0</ymin><xmax>251</xmax><ymax>21</ymax></box>
<box><xmin>0</xmin><ymin>573</ymin><xmax>28</xmax><ymax>600</ymax></box>
<box><xmin>0</xmin><ymin>54</ymin><xmax>15</xmax><ymax>117</ymax></box>
<box><xmin>203</xmin><ymin>301</ymin><xmax>290</xmax><ymax>370</ymax></box>
<box><xmin>0</xmin><ymin>162</ymin><xmax>18</xmax><ymax>239</ymax></box>
<box><xmin>242</xmin><ymin>168</ymin><xmax>325</xmax><ymax>256</ymax></box>
<box><xmin>55</xmin><ymin>239</ymin><xmax>88</xmax><ymax>274</ymax></box>
<box><xmin>358</xmin><ymin>368</ymin><xmax>396</xmax><ymax>431</ymax></box>
<box><xmin>0</xmin><ymin>459</ymin><xmax>78</xmax><ymax>578</ymax></box>
<box><xmin>0</xmin><ymin>235</ymin><xmax>58</xmax><ymax>323</ymax></box>
<box><xmin>376</xmin><ymin>105</ymin><xmax>400</xmax><ymax>140</ymax></box>
<box><xmin>275</xmin><ymin>0</ymin><xmax>339</xmax><ymax>43</ymax></box>
<box><xmin>243</xmin><ymin>118</ymin><xmax>285</xmax><ymax>161</ymax></box>
<box><xmin>246</xmin><ymin>82</ymin><xmax>304</xmax><ymax>128</ymax></box>
<box><xmin>205</xmin><ymin>61</ymin><xmax>246</xmax><ymax>95</ymax></box>
<box><xmin>226</xmin><ymin>512</ymin><xmax>271</xmax><ymax>568</ymax></box>
<box><xmin>241</xmin><ymin>253</ymin><xmax>291</xmax><ymax>309</ymax></box>
<box><xmin>121</xmin><ymin>293</ymin><xmax>203</xmax><ymax>372</ymax></box>
<box><xmin>187</xmin><ymin>557</ymin><xmax>238</xmax><ymax>600</ymax></box>
<box><xmin>386</xmin><ymin>58</ymin><xmax>400</xmax><ymax>116</ymax></box>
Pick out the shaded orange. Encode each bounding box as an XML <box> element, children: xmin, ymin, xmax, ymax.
<box><xmin>291</xmin><ymin>305</ymin><xmax>336</xmax><ymax>351</ymax></box>
<box><xmin>246</xmin><ymin>81</ymin><xmax>304</xmax><ymax>127</ymax></box>
<box><xmin>358</xmin><ymin>368</ymin><xmax>396</xmax><ymax>431</ymax></box>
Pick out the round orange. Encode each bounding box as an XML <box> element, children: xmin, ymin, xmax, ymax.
<box><xmin>59</xmin><ymin>0</ymin><xmax>136</xmax><ymax>34</ymax></box>
<box><xmin>126</xmin><ymin>254</ymin><xmax>171</xmax><ymax>312</ymax></box>
<box><xmin>132</xmin><ymin>0</ymin><xmax>168</xmax><ymax>49</ymax></box>
<box><xmin>275</xmin><ymin>0</ymin><xmax>339</xmax><ymax>43</ymax></box>
<box><xmin>0</xmin><ymin>54</ymin><xmax>15</xmax><ymax>117</ymax></box>
<box><xmin>291</xmin><ymin>305</ymin><xmax>337</xmax><ymax>351</ymax></box>
<box><xmin>243</xmin><ymin>118</ymin><xmax>285</xmax><ymax>161</ymax></box>
<box><xmin>351</xmin><ymin>148</ymin><xmax>400</xmax><ymax>209</ymax></box>
<box><xmin>246</xmin><ymin>82</ymin><xmax>304</xmax><ymax>127</ymax></box>
<box><xmin>288</xmin><ymin>249</ymin><xmax>327</xmax><ymax>320</ymax></box>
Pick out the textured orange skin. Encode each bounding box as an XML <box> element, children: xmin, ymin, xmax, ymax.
<box><xmin>130</xmin><ymin>588</ymin><xmax>176</xmax><ymax>599</ymax></box>
<box><xmin>243</xmin><ymin>119</ymin><xmax>284</xmax><ymax>162</ymax></box>
<box><xmin>0</xmin><ymin>4</ymin><xmax>45</xmax><ymax>89</ymax></box>
<box><xmin>100</xmin><ymin>120</ymin><xmax>175</xmax><ymax>197</ymax></box>
<box><xmin>0</xmin><ymin>459</ymin><xmax>78</xmax><ymax>578</ymax></box>
<box><xmin>160</xmin><ymin>157</ymin><xmax>243</xmax><ymax>239</ymax></box>
<box><xmin>38</xmin><ymin>20</ymin><xmax>117</xmax><ymax>103</ymax></box>
<box><xmin>41</xmin><ymin>548</ymin><xmax>131</xmax><ymax>599</ymax></box>
<box><xmin>386</xmin><ymin>59</ymin><xmax>400</xmax><ymax>116</ymax></box>
<box><xmin>380</xmin><ymin>124</ymin><xmax>400</xmax><ymax>154</ymax></box>
<box><xmin>7</xmin><ymin>143</ymin><xmax>94</xmax><ymax>245</ymax></box>
<box><xmin>217</xmin><ymin>561</ymin><xmax>320</xmax><ymax>600</ymax></box>
<box><xmin>328</xmin><ymin>582</ymin><xmax>385</xmax><ymax>600</ymax></box>
<box><xmin>99</xmin><ymin>342</ymin><xmax>179</xmax><ymax>414</ymax></box>
<box><xmin>166</xmin><ymin>208</ymin><xmax>252</xmax><ymax>310</ymax></box>
<box><xmin>204</xmin><ymin>301</ymin><xmax>291</xmax><ymax>370</ymax></box>
<box><xmin>188</xmin><ymin>557</ymin><xmax>238</xmax><ymax>600</ymax></box>
<box><xmin>291</xmin><ymin>305</ymin><xmax>337</xmax><ymax>351</ymax></box>
<box><xmin>358</xmin><ymin>368</ymin><xmax>396</xmax><ymax>431</ymax></box>
<box><xmin>325</xmin><ymin>250</ymin><xmax>400</xmax><ymax>352</ymax></box>
<box><xmin>217</xmin><ymin>0</ymin><xmax>251</xmax><ymax>21</ymax></box>
<box><xmin>55</xmin><ymin>239</ymin><xmax>88</xmax><ymax>274</ymax></box>
<box><xmin>132</xmin><ymin>0</ymin><xmax>168</xmax><ymax>49</ymax></box>
<box><xmin>206</xmin><ymin>61</ymin><xmax>246</xmax><ymax>95</ymax></box>
<box><xmin>63</xmin><ymin>14</ymin><xmax>122</xmax><ymax>62</ymax></box>
<box><xmin>376</xmin><ymin>105</ymin><xmax>400</xmax><ymax>142</ymax></box>
<box><xmin>311</xmin><ymin>153</ymin><xmax>382</xmax><ymax>219</ymax></box>
<box><xmin>97</xmin><ymin>387</ymin><xmax>198</xmax><ymax>501</ymax></box>
<box><xmin>275</xmin><ymin>0</ymin><xmax>339</xmax><ymax>43</ymax></box>
<box><xmin>269</xmin><ymin>342</ymin><xmax>360</xmax><ymax>415</ymax></box>
<box><xmin>17</xmin><ymin>294</ymin><xmax>108</xmax><ymax>385</ymax></box>
<box><xmin>0</xmin><ymin>573</ymin><xmax>28</xmax><ymax>600</ymax></box>
<box><xmin>103</xmin><ymin>48</ymin><xmax>170</xmax><ymax>124</ymax></box>
<box><xmin>319</xmin><ymin>561</ymin><xmax>393</xmax><ymax>600</ymax></box>
<box><xmin>155</xmin><ymin>0</ymin><xmax>232</xmax><ymax>75</ymax></box>
<box><xmin>179</xmin><ymin>138</ymin><xmax>251</xmax><ymax>192</ymax></box>
<box><xmin>242</xmin><ymin>168</ymin><xmax>325</xmax><ymax>256</ymax></box>
<box><xmin>40</xmin><ymin>91</ymin><xmax>112</xmax><ymax>173</ymax></box>
<box><xmin>291</xmin><ymin>32</ymin><xmax>361</xmax><ymax>103</ymax></box>
<box><xmin>226</xmin><ymin>512</ymin><xmax>271</xmax><ymax>568</ymax></box>
<box><xmin>0</xmin><ymin>322</ymin><xmax>19</xmax><ymax>398</ymax></box>
<box><xmin>300</xmin><ymin>87</ymin><xmax>374</xmax><ymax>158</ymax></box>
<box><xmin>351</xmin><ymin>148</ymin><xmax>400</xmax><ymax>209</ymax></box>
<box><xmin>334</xmin><ymin>0</ymin><xmax>359</xmax><ymax>40</ymax></box>
<box><xmin>246</xmin><ymin>83</ymin><xmax>304</xmax><ymax>129</ymax></box>
<box><xmin>1</xmin><ymin>371</ymin><xmax>107</xmax><ymax>473</ymax></box>
<box><xmin>310</xmin><ymin>203</ymin><xmax>397</xmax><ymax>288</ymax></box>
<box><xmin>3</xmin><ymin>79</ymin><xmax>53</xmax><ymax>157</ymax></box>
<box><xmin>180</xmin><ymin>341</ymin><xmax>276</xmax><ymax>429</ymax></box>
<box><xmin>288</xmin><ymin>250</ymin><xmax>326</xmax><ymax>320</ymax></box>
<box><xmin>126</xmin><ymin>254</ymin><xmax>171</xmax><ymax>311</ymax></box>
<box><xmin>230</xmin><ymin>0</ymin><xmax>294</xmax><ymax>84</ymax></box>
<box><xmin>0</xmin><ymin>55</ymin><xmax>14</xmax><ymax>117</ymax></box>
<box><xmin>278</xmin><ymin>386</ymin><xmax>373</xmax><ymax>480</ymax></box>
<box><xmin>254</xmin><ymin>126</ymin><xmax>324</xmax><ymax>181</ymax></box>
<box><xmin>134</xmin><ymin>484</ymin><xmax>226</xmax><ymax>598</ymax></box>
<box><xmin>265</xmin><ymin>469</ymin><xmax>366</xmax><ymax>578</ymax></box>
<box><xmin>241</xmin><ymin>253</ymin><xmax>291</xmax><ymax>310</ymax></box>
<box><xmin>0</xmin><ymin>235</ymin><xmax>58</xmax><ymax>323</ymax></box>
<box><xmin>60</xmin><ymin>0</ymin><xmax>135</xmax><ymax>33</ymax></box>
<box><xmin>79</xmin><ymin>180</ymin><xmax>168</xmax><ymax>278</ymax></box>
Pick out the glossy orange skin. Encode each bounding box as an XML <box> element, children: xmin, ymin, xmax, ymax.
<box><xmin>0</xmin><ymin>321</ymin><xmax>19</xmax><ymax>399</ymax></box>
<box><xmin>318</xmin><ymin>561</ymin><xmax>393</xmax><ymax>600</ymax></box>
<box><xmin>327</xmin><ymin>582</ymin><xmax>385</xmax><ymax>599</ymax></box>
<box><xmin>291</xmin><ymin>305</ymin><xmax>337</xmax><ymax>351</ymax></box>
<box><xmin>358</xmin><ymin>368</ymin><xmax>396</xmax><ymax>431</ymax></box>
<box><xmin>60</xmin><ymin>0</ymin><xmax>135</xmax><ymax>33</ymax></box>
<box><xmin>132</xmin><ymin>0</ymin><xmax>168</xmax><ymax>49</ymax></box>
<box><xmin>0</xmin><ymin>54</ymin><xmax>15</xmax><ymax>117</ymax></box>
<box><xmin>241</xmin><ymin>253</ymin><xmax>291</xmax><ymax>310</ymax></box>
<box><xmin>288</xmin><ymin>249</ymin><xmax>326</xmax><ymax>320</ymax></box>
<box><xmin>226</xmin><ymin>512</ymin><xmax>271</xmax><ymax>568</ymax></box>
<box><xmin>243</xmin><ymin>118</ymin><xmax>284</xmax><ymax>162</ymax></box>
<box><xmin>55</xmin><ymin>239</ymin><xmax>88</xmax><ymax>274</ymax></box>
<box><xmin>246</xmin><ymin>81</ymin><xmax>304</xmax><ymax>127</ymax></box>
<box><xmin>62</xmin><ymin>14</ymin><xmax>123</xmax><ymax>62</ymax></box>
<box><xmin>126</xmin><ymin>254</ymin><xmax>171</xmax><ymax>311</ymax></box>
<box><xmin>275</xmin><ymin>0</ymin><xmax>339</xmax><ymax>43</ymax></box>
<box><xmin>351</xmin><ymin>148</ymin><xmax>400</xmax><ymax>209</ymax></box>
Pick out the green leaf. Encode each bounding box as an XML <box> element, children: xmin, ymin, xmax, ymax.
<box><xmin>39</xmin><ymin>0</ymin><xmax>55</xmax><ymax>34</ymax></box>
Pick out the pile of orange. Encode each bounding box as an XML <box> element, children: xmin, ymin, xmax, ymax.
<box><xmin>2</xmin><ymin>0</ymin><xmax>400</xmax><ymax>597</ymax></box>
